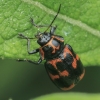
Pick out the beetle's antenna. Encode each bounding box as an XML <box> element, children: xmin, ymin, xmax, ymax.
<box><xmin>44</xmin><ymin>4</ymin><xmax>61</xmax><ymax>33</ymax></box>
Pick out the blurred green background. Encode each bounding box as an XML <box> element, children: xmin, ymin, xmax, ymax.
<box><xmin>0</xmin><ymin>59</ymin><xmax>100</xmax><ymax>100</ymax></box>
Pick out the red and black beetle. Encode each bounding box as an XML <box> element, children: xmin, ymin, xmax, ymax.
<box><xmin>18</xmin><ymin>4</ymin><xmax>85</xmax><ymax>90</ymax></box>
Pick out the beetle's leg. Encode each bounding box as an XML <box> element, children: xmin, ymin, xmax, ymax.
<box><xmin>26</xmin><ymin>39</ymin><xmax>42</xmax><ymax>64</ymax></box>
<box><xmin>26</xmin><ymin>39</ymin><xmax>43</xmax><ymax>64</ymax></box>
<box><xmin>30</xmin><ymin>18</ymin><xmax>57</xmax><ymax>34</ymax></box>
<box><xmin>28</xmin><ymin>48</ymin><xmax>39</xmax><ymax>54</ymax></box>
<box><xmin>17</xmin><ymin>48</ymin><xmax>42</xmax><ymax>65</ymax></box>
<box><xmin>27</xmin><ymin>39</ymin><xmax>39</xmax><ymax>54</ymax></box>
<box><xmin>18</xmin><ymin>33</ymin><xmax>28</xmax><ymax>39</ymax></box>
<box><xmin>18</xmin><ymin>34</ymin><xmax>39</xmax><ymax>54</ymax></box>
<box><xmin>50</xmin><ymin>26</ymin><xmax>57</xmax><ymax>35</ymax></box>
<box><xmin>18</xmin><ymin>34</ymin><xmax>42</xmax><ymax>65</ymax></box>
<box><xmin>18</xmin><ymin>57</ymin><xmax>42</xmax><ymax>65</ymax></box>
<box><xmin>30</xmin><ymin>17</ymin><xmax>51</xmax><ymax>28</ymax></box>
<box><xmin>27</xmin><ymin>57</ymin><xmax>42</xmax><ymax>65</ymax></box>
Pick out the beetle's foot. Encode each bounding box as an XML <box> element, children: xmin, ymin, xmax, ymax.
<box><xmin>18</xmin><ymin>34</ymin><xmax>28</xmax><ymax>39</ymax></box>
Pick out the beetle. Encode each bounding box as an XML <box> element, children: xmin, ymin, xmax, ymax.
<box><xmin>18</xmin><ymin>4</ymin><xmax>85</xmax><ymax>90</ymax></box>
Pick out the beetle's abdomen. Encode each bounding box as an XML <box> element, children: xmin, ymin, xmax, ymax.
<box><xmin>45</xmin><ymin>44</ymin><xmax>85</xmax><ymax>90</ymax></box>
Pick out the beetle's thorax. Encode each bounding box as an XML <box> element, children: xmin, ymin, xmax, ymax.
<box><xmin>37</xmin><ymin>32</ymin><xmax>51</xmax><ymax>46</ymax></box>
<box><xmin>39</xmin><ymin>34</ymin><xmax>64</xmax><ymax>60</ymax></box>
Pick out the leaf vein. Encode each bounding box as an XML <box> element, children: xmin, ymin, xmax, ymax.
<box><xmin>22</xmin><ymin>0</ymin><xmax>100</xmax><ymax>38</ymax></box>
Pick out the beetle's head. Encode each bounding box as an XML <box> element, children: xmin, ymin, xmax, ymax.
<box><xmin>33</xmin><ymin>4</ymin><xmax>61</xmax><ymax>46</ymax></box>
<box><xmin>35</xmin><ymin>32</ymin><xmax>51</xmax><ymax>46</ymax></box>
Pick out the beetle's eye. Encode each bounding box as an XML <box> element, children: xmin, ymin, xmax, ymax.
<box><xmin>35</xmin><ymin>32</ymin><xmax>42</xmax><ymax>38</ymax></box>
<box><xmin>38</xmin><ymin>33</ymin><xmax>41</xmax><ymax>35</ymax></box>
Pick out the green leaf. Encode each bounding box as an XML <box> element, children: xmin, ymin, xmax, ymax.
<box><xmin>32</xmin><ymin>93</ymin><xmax>100</xmax><ymax>100</ymax></box>
<box><xmin>0</xmin><ymin>0</ymin><xmax>100</xmax><ymax>66</ymax></box>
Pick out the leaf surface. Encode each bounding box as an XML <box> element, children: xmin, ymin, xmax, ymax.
<box><xmin>0</xmin><ymin>0</ymin><xmax>100</xmax><ymax>66</ymax></box>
